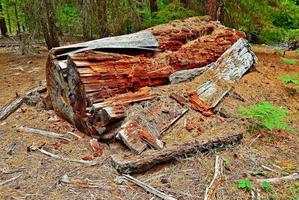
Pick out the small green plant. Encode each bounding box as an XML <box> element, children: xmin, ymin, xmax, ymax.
<box><xmin>276</xmin><ymin>49</ymin><xmax>285</xmax><ymax>55</ymax></box>
<box><xmin>295</xmin><ymin>48</ymin><xmax>299</xmax><ymax>55</ymax></box>
<box><xmin>261</xmin><ymin>181</ymin><xmax>271</xmax><ymax>192</ymax></box>
<box><xmin>239</xmin><ymin>102</ymin><xmax>292</xmax><ymax>132</ymax></box>
<box><xmin>278</xmin><ymin>73</ymin><xmax>299</xmax><ymax>87</ymax></box>
<box><xmin>281</xmin><ymin>57</ymin><xmax>298</xmax><ymax>65</ymax></box>
<box><xmin>237</xmin><ymin>179</ymin><xmax>253</xmax><ymax>190</ymax></box>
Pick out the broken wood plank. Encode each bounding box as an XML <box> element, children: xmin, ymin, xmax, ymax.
<box><xmin>18</xmin><ymin>126</ymin><xmax>70</xmax><ymax>141</ymax></box>
<box><xmin>117</xmin><ymin>101</ymin><xmax>186</xmax><ymax>154</ymax></box>
<box><xmin>110</xmin><ymin>133</ymin><xmax>243</xmax><ymax>174</ymax></box>
<box><xmin>192</xmin><ymin>38</ymin><xmax>257</xmax><ymax>111</ymax></box>
<box><xmin>0</xmin><ymin>97</ymin><xmax>23</xmax><ymax>121</ymax></box>
<box><xmin>118</xmin><ymin>174</ymin><xmax>176</xmax><ymax>200</ymax></box>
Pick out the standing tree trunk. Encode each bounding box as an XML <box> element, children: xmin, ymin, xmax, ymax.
<box><xmin>97</xmin><ymin>0</ymin><xmax>108</xmax><ymax>38</ymax></box>
<box><xmin>81</xmin><ymin>0</ymin><xmax>92</xmax><ymax>40</ymax></box>
<box><xmin>150</xmin><ymin>0</ymin><xmax>158</xmax><ymax>14</ymax></box>
<box><xmin>206</xmin><ymin>0</ymin><xmax>224</xmax><ymax>23</ymax></box>
<box><xmin>13</xmin><ymin>2</ymin><xmax>21</xmax><ymax>33</ymax></box>
<box><xmin>0</xmin><ymin>3</ymin><xmax>8</xmax><ymax>36</ymax></box>
<box><xmin>43</xmin><ymin>0</ymin><xmax>60</xmax><ymax>49</ymax></box>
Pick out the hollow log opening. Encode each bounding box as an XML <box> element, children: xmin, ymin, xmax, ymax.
<box><xmin>46</xmin><ymin>16</ymin><xmax>245</xmax><ymax>135</ymax></box>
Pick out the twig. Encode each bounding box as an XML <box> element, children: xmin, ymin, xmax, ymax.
<box><xmin>60</xmin><ymin>174</ymin><xmax>111</xmax><ymax>190</ymax></box>
<box><xmin>256</xmin><ymin>173</ymin><xmax>299</xmax><ymax>184</ymax></box>
<box><xmin>19</xmin><ymin>126</ymin><xmax>70</xmax><ymax>141</ymax></box>
<box><xmin>0</xmin><ymin>174</ymin><xmax>21</xmax><ymax>186</ymax></box>
<box><xmin>160</xmin><ymin>109</ymin><xmax>188</xmax><ymax>135</ymax></box>
<box><xmin>261</xmin><ymin>165</ymin><xmax>275</xmax><ymax>172</ymax></box>
<box><xmin>251</xmin><ymin>188</ymin><xmax>261</xmax><ymax>200</ymax></box>
<box><xmin>249</xmin><ymin>134</ymin><xmax>261</xmax><ymax>146</ymax></box>
<box><xmin>204</xmin><ymin>156</ymin><xmax>224</xmax><ymax>200</ymax></box>
<box><xmin>67</xmin><ymin>131</ymin><xmax>82</xmax><ymax>139</ymax></box>
<box><xmin>29</xmin><ymin>145</ymin><xmax>100</xmax><ymax>166</ymax></box>
<box><xmin>0</xmin><ymin>167</ymin><xmax>26</xmax><ymax>174</ymax></box>
<box><xmin>0</xmin><ymin>97</ymin><xmax>23</xmax><ymax>121</ymax></box>
<box><xmin>119</xmin><ymin>174</ymin><xmax>176</xmax><ymax>200</ymax></box>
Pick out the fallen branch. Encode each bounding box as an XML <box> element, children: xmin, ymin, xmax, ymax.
<box><xmin>0</xmin><ymin>167</ymin><xmax>26</xmax><ymax>174</ymax></box>
<box><xmin>0</xmin><ymin>97</ymin><xmax>23</xmax><ymax>121</ymax></box>
<box><xmin>29</xmin><ymin>146</ymin><xmax>100</xmax><ymax>166</ymax></box>
<box><xmin>119</xmin><ymin>174</ymin><xmax>176</xmax><ymax>200</ymax></box>
<box><xmin>61</xmin><ymin>174</ymin><xmax>111</xmax><ymax>190</ymax></box>
<box><xmin>111</xmin><ymin>133</ymin><xmax>243</xmax><ymax>174</ymax></box>
<box><xmin>256</xmin><ymin>173</ymin><xmax>299</xmax><ymax>184</ymax></box>
<box><xmin>204</xmin><ymin>156</ymin><xmax>224</xmax><ymax>200</ymax></box>
<box><xmin>0</xmin><ymin>174</ymin><xmax>22</xmax><ymax>186</ymax></box>
<box><xmin>18</xmin><ymin>126</ymin><xmax>70</xmax><ymax>141</ymax></box>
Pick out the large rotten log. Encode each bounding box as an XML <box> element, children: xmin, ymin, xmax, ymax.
<box><xmin>46</xmin><ymin>16</ymin><xmax>245</xmax><ymax>135</ymax></box>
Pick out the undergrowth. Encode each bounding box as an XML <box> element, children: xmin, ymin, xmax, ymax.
<box><xmin>281</xmin><ymin>57</ymin><xmax>299</xmax><ymax>65</ymax></box>
<box><xmin>278</xmin><ymin>73</ymin><xmax>299</xmax><ymax>87</ymax></box>
<box><xmin>239</xmin><ymin>102</ymin><xmax>293</xmax><ymax>132</ymax></box>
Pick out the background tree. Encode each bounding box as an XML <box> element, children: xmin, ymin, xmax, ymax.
<box><xmin>0</xmin><ymin>1</ymin><xmax>8</xmax><ymax>36</ymax></box>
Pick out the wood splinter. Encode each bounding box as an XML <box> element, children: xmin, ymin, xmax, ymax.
<box><xmin>18</xmin><ymin>126</ymin><xmax>71</xmax><ymax>141</ymax></box>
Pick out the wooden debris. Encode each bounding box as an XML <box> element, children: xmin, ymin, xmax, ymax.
<box><xmin>0</xmin><ymin>97</ymin><xmax>23</xmax><ymax>121</ymax></box>
<box><xmin>29</xmin><ymin>145</ymin><xmax>100</xmax><ymax>166</ymax></box>
<box><xmin>110</xmin><ymin>133</ymin><xmax>243</xmax><ymax>174</ymax></box>
<box><xmin>18</xmin><ymin>126</ymin><xmax>70</xmax><ymax>141</ymax></box>
<box><xmin>169</xmin><ymin>63</ymin><xmax>213</xmax><ymax>84</ymax></box>
<box><xmin>46</xmin><ymin>16</ymin><xmax>245</xmax><ymax>135</ymax></box>
<box><xmin>61</xmin><ymin>174</ymin><xmax>111</xmax><ymax>190</ymax></box>
<box><xmin>204</xmin><ymin>156</ymin><xmax>224</xmax><ymax>200</ymax></box>
<box><xmin>0</xmin><ymin>175</ymin><xmax>21</xmax><ymax>186</ymax></box>
<box><xmin>117</xmin><ymin>102</ymin><xmax>186</xmax><ymax>154</ymax></box>
<box><xmin>118</xmin><ymin>174</ymin><xmax>176</xmax><ymax>200</ymax></box>
<box><xmin>191</xmin><ymin>38</ymin><xmax>257</xmax><ymax>111</ymax></box>
<box><xmin>169</xmin><ymin>93</ymin><xmax>188</xmax><ymax>107</ymax></box>
<box><xmin>0</xmin><ymin>168</ymin><xmax>26</xmax><ymax>174</ymax></box>
<box><xmin>90</xmin><ymin>138</ymin><xmax>102</xmax><ymax>157</ymax></box>
<box><xmin>256</xmin><ymin>173</ymin><xmax>299</xmax><ymax>184</ymax></box>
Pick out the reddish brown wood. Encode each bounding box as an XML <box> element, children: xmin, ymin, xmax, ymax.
<box><xmin>46</xmin><ymin>16</ymin><xmax>245</xmax><ymax>136</ymax></box>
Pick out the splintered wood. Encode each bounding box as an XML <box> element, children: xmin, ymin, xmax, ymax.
<box><xmin>45</xmin><ymin>16</ymin><xmax>256</xmax><ymax>167</ymax></box>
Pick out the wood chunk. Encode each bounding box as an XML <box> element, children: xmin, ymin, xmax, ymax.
<box><xmin>169</xmin><ymin>93</ymin><xmax>188</xmax><ymax>107</ymax></box>
<box><xmin>0</xmin><ymin>97</ymin><xmax>23</xmax><ymax>121</ymax></box>
<box><xmin>110</xmin><ymin>133</ymin><xmax>243</xmax><ymax>174</ymax></box>
<box><xmin>193</xmin><ymin>38</ymin><xmax>257</xmax><ymax>110</ymax></box>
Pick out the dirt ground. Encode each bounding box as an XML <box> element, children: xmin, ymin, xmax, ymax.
<box><xmin>0</xmin><ymin>44</ymin><xmax>298</xmax><ymax>200</ymax></box>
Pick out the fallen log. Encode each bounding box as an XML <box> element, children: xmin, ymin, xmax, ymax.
<box><xmin>110</xmin><ymin>133</ymin><xmax>243</xmax><ymax>174</ymax></box>
<box><xmin>46</xmin><ymin>16</ymin><xmax>245</xmax><ymax>135</ymax></box>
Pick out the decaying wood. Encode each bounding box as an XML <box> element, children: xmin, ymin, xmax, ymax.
<box><xmin>46</xmin><ymin>16</ymin><xmax>245</xmax><ymax>136</ymax></box>
<box><xmin>191</xmin><ymin>38</ymin><xmax>257</xmax><ymax>111</ymax></box>
<box><xmin>204</xmin><ymin>156</ymin><xmax>224</xmax><ymax>200</ymax></box>
<box><xmin>169</xmin><ymin>63</ymin><xmax>213</xmax><ymax>84</ymax></box>
<box><xmin>256</xmin><ymin>173</ymin><xmax>299</xmax><ymax>184</ymax></box>
<box><xmin>18</xmin><ymin>126</ymin><xmax>70</xmax><ymax>141</ymax></box>
<box><xmin>117</xmin><ymin>101</ymin><xmax>186</xmax><ymax>154</ymax></box>
<box><xmin>29</xmin><ymin>145</ymin><xmax>100</xmax><ymax>166</ymax></box>
<box><xmin>61</xmin><ymin>174</ymin><xmax>111</xmax><ymax>190</ymax></box>
<box><xmin>0</xmin><ymin>175</ymin><xmax>21</xmax><ymax>186</ymax></box>
<box><xmin>118</xmin><ymin>174</ymin><xmax>176</xmax><ymax>200</ymax></box>
<box><xmin>110</xmin><ymin>133</ymin><xmax>243</xmax><ymax>174</ymax></box>
<box><xmin>0</xmin><ymin>97</ymin><xmax>23</xmax><ymax>121</ymax></box>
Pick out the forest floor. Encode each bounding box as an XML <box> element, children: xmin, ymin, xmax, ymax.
<box><xmin>0</xmin><ymin>44</ymin><xmax>298</xmax><ymax>200</ymax></box>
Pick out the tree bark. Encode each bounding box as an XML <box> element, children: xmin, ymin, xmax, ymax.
<box><xmin>206</xmin><ymin>0</ymin><xmax>224</xmax><ymax>23</ymax></box>
<box><xmin>97</xmin><ymin>0</ymin><xmax>108</xmax><ymax>38</ymax></box>
<box><xmin>150</xmin><ymin>0</ymin><xmax>158</xmax><ymax>14</ymax></box>
<box><xmin>13</xmin><ymin>3</ymin><xmax>21</xmax><ymax>33</ymax></box>
<box><xmin>0</xmin><ymin>3</ymin><xmax>8</xmax><ymax>36</ymax></box>
<box><xmin>44</xmin><ymin>0</ymin><xmax>60</xmax><ymax>49</ymax></box>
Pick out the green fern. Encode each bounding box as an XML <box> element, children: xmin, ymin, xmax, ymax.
<box><xmin>278</xmin><ymin>73</ymin><xmax>299</xmax><ymax>87</ymax></box>
<box><xmin>281</xmin><ymin>57</ymin><xmax>298</xmax><ymax>65</ymax></box>
<box><xmin>239</xmin><ymin>102</ymin><xmax>292</xmax><ymax>132</ymax></box>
